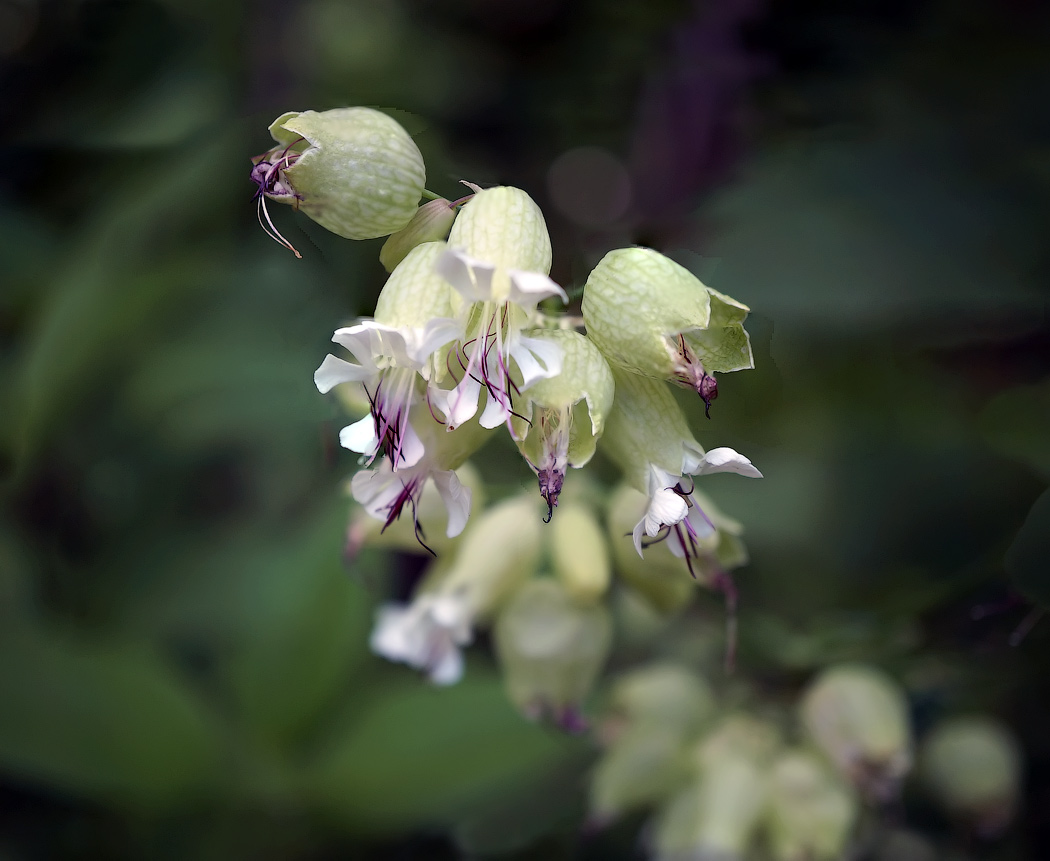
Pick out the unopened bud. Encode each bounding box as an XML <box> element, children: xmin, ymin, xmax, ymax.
<box><xmin>582</xmin><ymin>248</ymin><xmax>753</xmax><ymax>405</ymax></box>
<box><xmin>380</xmin><ymin>198</ymin><xmax>458</xmax><ymax>272</ymax></box>
<box><xmin>438</xmin><ymin>494</ymin><xmax>544</xmax><ymax>622</ymax></box>
<box><xmin>920</xmin><ymin>715</ymin><xmax>1021</xmax><ymax>834</ymax></box>
<box><xmin>589</xmin><ymin>727</ymin><xmax>691</xmax><ymax>823</ymax></box>
<box><xmin>494</xmin><ymin>579</ymin><xmax>611</xmax><ymax>728</ymax></box>
<box><xmin>550</xmin><ymin>504</ymin><xmax>610</xmax><ymax>604</ymax></box>
<box><xmin>607</xmin><ymin>663</ymin><xmax>716</xmax><ymax>741</ymax></box>
<box><xmin>254</xmin><ymin>107</ymin><xmax>425</xmax><ymax>244</ymax></box>
<box><xmin>652</xmin><ymin>751</ymin><xmax>766</xmax><ymax>861</ymax></box>
<box><xmin>765</xmin><ymin>749</ymin><xmax>857</xmax><ymax>861</ymax></box>
<box><xmin>800</xmin><ymin>664</ymin><xmax>912</xmax><ymax>800</ymax></box>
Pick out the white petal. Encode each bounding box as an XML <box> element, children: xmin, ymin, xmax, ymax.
<box><xmin>507</xmin><ymin>268</ymin><xmax>568</xmax><ymax>307</ymax></box>
<box><xmin>411</xmin><ymin>317</ymin><xmax>462</xmax><ymax>365</ymax></box>
<box><xmin>510</xmin><ymin>336</ymin><xmax>563</xmax><ymax>389</ymax></box>
<box><xmin>432</xmin><ymin>469</ymin><xmax>472</xmax><ymax>537</ymax></box>
<box><xmin>350</xmin><ymin>466</ymin><xmax>398</xmax><ymax>516</ymax></box>
<box><xmin>645</xmin><ymin>486</ymin><xmax>688</xmax><ymax>535</ymax></box>
<box><xmin>394</xmin><ymin>420</ymin><xmax>426</xmax><ymax>469</ymax></box>
<box><xmin>632</xmin><ymin>519</ymin><xmax>647</xmax><ymax>557</ymax></box>
<box><xmin>479</xmin><ymin>390</ymin><xmax>512</xmax><ymax>428</ymax></box>
<box><xmin>369</xmin><ymin>604</ymin><xmax>417</xmax><ymax>662</ymax></box>
<box><xmin>427</xmin><ymin>645</ymin><xmax>464</xmax><ymax>685</ymax></box>
<box><xmin>442</xmin><ymin>377</ymin><xmax>482</xmax><ymax>429</ymax></box>
<box><xmin>339</xmin><ymin>416</ymin><xmax>379</xmax><ymax>455</ymax></box>
<box><xmin>314</xmin><ymin>354</ymin><xmax>372</xmax><ymax>393</ymax></box>
<box><xmin>435</xmin><ymin>247</ymin><xmax>497</xmax><ymax>302</ymax></box>
<box><xmin>695</xmin><ymin>447</ymin><xmax>763</xmax><ymax>478</ymax></box>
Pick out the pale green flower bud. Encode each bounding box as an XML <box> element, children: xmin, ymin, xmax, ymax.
<box><xmin>436</xmin><ymin>493</ymin><xmax>545</xmax><ymax>623</ymax></box>
<box><xmin>447</xmin><ymin>185</ymin><xmax>552</xmax><ymax>275</ymax></box>
<box><xmin>693</xmin><ymin>714</ymin><xmax>782</xmax><ymax>769</ymax></box>
<box><xmin>582</xmin><ymin>247</ymin><xmax>753</xmax><ymax>411</ymax></box>
<box><xmin>512</xmin><ymin>329</ymin><xmax>615</xmax><ymax>516</ymax></box>
<box><xmin>607</xmin><ymin>663</ymin><xmax>716</xmax><ymax>741</ymax></box>
<box><xmin>920</xmin><ymin>716</ymin><xmax>1021</xmax><ymax>833</ymax></box>
<box><xmin>255</xmin><ymin>107</ymin><xmax>425</xmax><ymax>242</ymax></box>
<box><xmin>589</xmin><ymin>727</ymin><xmax>691</xmax><ymax>823</ymax></box>
<box><xmin>380</xmin><ymin>198</ymin><xmax>458</xmax><ymax>273</ymax></box>
<box><xmin>550</xmin><ymin>503</ymin><xmax>610</xmax><ymax>604</ymax></box>
<box><xmin>602</xmin><ymin>370</ymin><xmax>703</xmax><ymax>493</ymax></box>
<box><xmin>764</xmin><ymin>749</ymin><xmax>858</xmax><ymax>861</ymax></box>
<box><xmin>652</xmin><ymin>752</ymin><xmax>766</xmax><ymax>861</ymax></box>
<box><xmin>494</xmin><ymin>578</ymin><xmax>612</xmax><ymax>728</ymax></box>
<box><xmin>800</xmin><ymin>664</ymin><xmax>912</xmax><ymax>800</ymax></box>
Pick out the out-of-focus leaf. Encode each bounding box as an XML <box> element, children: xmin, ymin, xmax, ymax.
<box><xmin>452</xmin><ymin>756</ymin><xmax>589</xmax><ymax>856</ymax></box>
<box><xmin>979</xmin><ymin>381</ymin><xmax>1050</xmax><ymax>480</ymax></box>
<box><xmin>12</xmin><ymin>137</ymin><xmax>235</xmax><ymax>463</ymax></box>
<box><xmin>1005</xmin><ymin>488</ymin><xmax>1050</xmax><ymax>607</ymax></box>
<box><xmin>305</xmin><ymin>674</ymin><xmax>581</xmax><ymax>831</ymax></box>
<box><xmin>0</xmin><ymin>628</ymin><xmax>221</xmax><ymax>807</ymax></box>
<box><xmin>225</xmin><ymin>505</ymin><xmax>372</xmax><ymax>748</ymax></box>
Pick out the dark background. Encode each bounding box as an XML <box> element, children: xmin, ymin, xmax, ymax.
<box><xmin>2</xmin><ymin>0</ymin><xmax>1049</xmax><ymax>857</ymax></box>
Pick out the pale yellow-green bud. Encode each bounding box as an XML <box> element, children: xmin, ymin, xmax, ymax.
<box><xmin>651</xmin><ymin>751</ymin><xmax>766</xmax><ymax>861</ymax></box>
<box><xmin>261</xmin><ymin>107</ymin><xmax>425</xmax><ymax>240</ymax></box>
<box><xmin>582</xmin><ymin>247</ymin><xmax>753</xmax><ymax>404</ymax></box>
<box><xmin>373</xmin><ymin>240</ymin><xmax>458</xmax><ymax>327</ymax></box>
<box><xmin>764</xmin><ymin>749</ymin><xmax>858</xmax><ymax>861</ymax></box>
<box><xmin>447</xmin><ymin>185</ymin><xmax>552</xmax><ymax>275</ymax></box>
<box><xmin>380</xmin><ymin>199</ymin><xmax>458</xmax><ymax>273</ymax></box>
<box><xmin>589</xmin><ymin>726</ymin><xmax>691</xmax><ymax>822</ymax></box>
<box><xmin>494</xmin><ymin>578</ymin><xmax>611</xmax><ymax>727</ymax></box>
<box><xmin>920</xmin><ymin>715</ymin><xmax>1021</xmax><ymax>833</ymax></box>
<box><xmin>550</xmin><ymin>504</ymin><xmax>610</xmax><ymax>604</ymax></box>
<box><xmin>436</xmin><ymin>494</ymin><xmax>544</xmax><ymax>623</ymax></box>
<box><xmin>800</xmin><ymin>664</ymin><xmax>912</xmax><ymax>800</ymax></box>
<box><xmin>608</xmin><ymin>663</ymin><xmax>716</xmax><ymax>741</ymax></box>
<box><xmin>692</xmin><ymin>714</ymin><xmax>782</xmax><ymax>769</ymax></box>
<box><xmin>602</xmin><ymin>369</ymin><xmax>703</xmax><ymax>493</ymax></box>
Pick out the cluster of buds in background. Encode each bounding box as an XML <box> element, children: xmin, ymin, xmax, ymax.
<box><xmin>252</xmin><ymin>106</ymin><xmax>762</xmax><ymax>724</ymax></box>
<box><xmin>588</xmin><ymin>662</ymin><xmax>1021</xmax><ymax>860</ymax></box>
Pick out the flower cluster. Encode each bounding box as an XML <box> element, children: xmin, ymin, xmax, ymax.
<box><xmin>252</xmin><ymin>106</ymin><xmax>763</xmax><ymax>716</ymax></box>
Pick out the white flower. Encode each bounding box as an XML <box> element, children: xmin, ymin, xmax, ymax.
<box><xmin>431</xmin><ymin>186</ymin><xmax>568</xmax><ymax>431</ymax></box>
<box><xmin>632</xmin><ymin>448</ymin><xmax>762</xmax><ymax>572</ymax></box>
<box><xmin>314</xmin><ymin>317</ymin><xmax>460</xmax><ymax>469</ymax></box>
<box><xmin>351</xmin><ymin>455</ymin><xmax>472</xmax><ymax>543</ymax></box>
<box><xmin>370</xmin><ymin>593</ymin><xmax>473</xmax><ymax>685</ymax></box>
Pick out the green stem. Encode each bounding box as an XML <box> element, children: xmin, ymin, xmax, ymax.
<box><xmin>420</xmin><ymin>188</ymin><xmax>442</xmax><ymax>201</ymax></box>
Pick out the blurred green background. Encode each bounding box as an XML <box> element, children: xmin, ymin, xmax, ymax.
<box><xmin>2</xmin><ymin>0</ymin><xmax>1049</xmax><ymax>857</ymax></box>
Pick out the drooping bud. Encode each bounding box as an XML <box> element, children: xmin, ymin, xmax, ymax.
<box><xmin>582</xmin><ymin>247</ymin><xmax>753</xmax><ymax>408</ymax></box>
<box><xmin>764</xmin><ymin>749</ymin><xmax>858</xmax><ymax>861</ymax></box>
<box><xmin>253</xmin><ymin>107</ymin><xmax>425</xmax><ymax>246</ymax></box>
<box><xmin>920</xmin><ymin>715</ymin><xmax>1022</xmax><ymax>834</ymax></box>
<box><xmin>550</xmin><ymin>504</ymin><xmax>611</xmax><ymax>604</ymax></box>
<box><xmin>494</xmin><ymin>578</ymin><xmax>612</xmax><ymax>729</ymax></box>
<box><xmin>380</xmin><ymin>198</ymin><xmax>458</xmax><ymax>272</ymax></box>
<box><xmin>435</xmin><ymin>494</ymin><xmax>545</xmax><ymax>623</ymax></box>
<box><xmin>589</xmin><ymin>727</ymin><xmax>692</xmax><ymax>824</ymax></box>
<box><xmin>511</xmin><ymin>329</ymin><xmax>614</xmax><ymax>517</ymax></box>
<box><xmin>651</xmin><ymin>750</ymin><xmax>767</xmax><ymax>861</ymax></box>
<box><xmin>800</xmin><ymin>664</ymin><xmax>912</xmax><ymax>800</ymax></box>
<box><xmin>447</xmin><ymin>185</ymin><xmax>553</xmax><ymax>276</ymax></box>
<box><xmin>606</xmin><ymin>663</ymin><xmax>716</xmax><ymax>742</ymax></box>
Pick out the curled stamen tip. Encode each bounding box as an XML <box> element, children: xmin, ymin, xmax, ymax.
<box><xmin>698</xmin><ymin>373</ymin><xmax>718</xmax><ymax>418</ymax></box>
<box><xmin>537</xmin><ymin>467</ymin><xmax>564</xmax><ymax>522</ymax></box>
